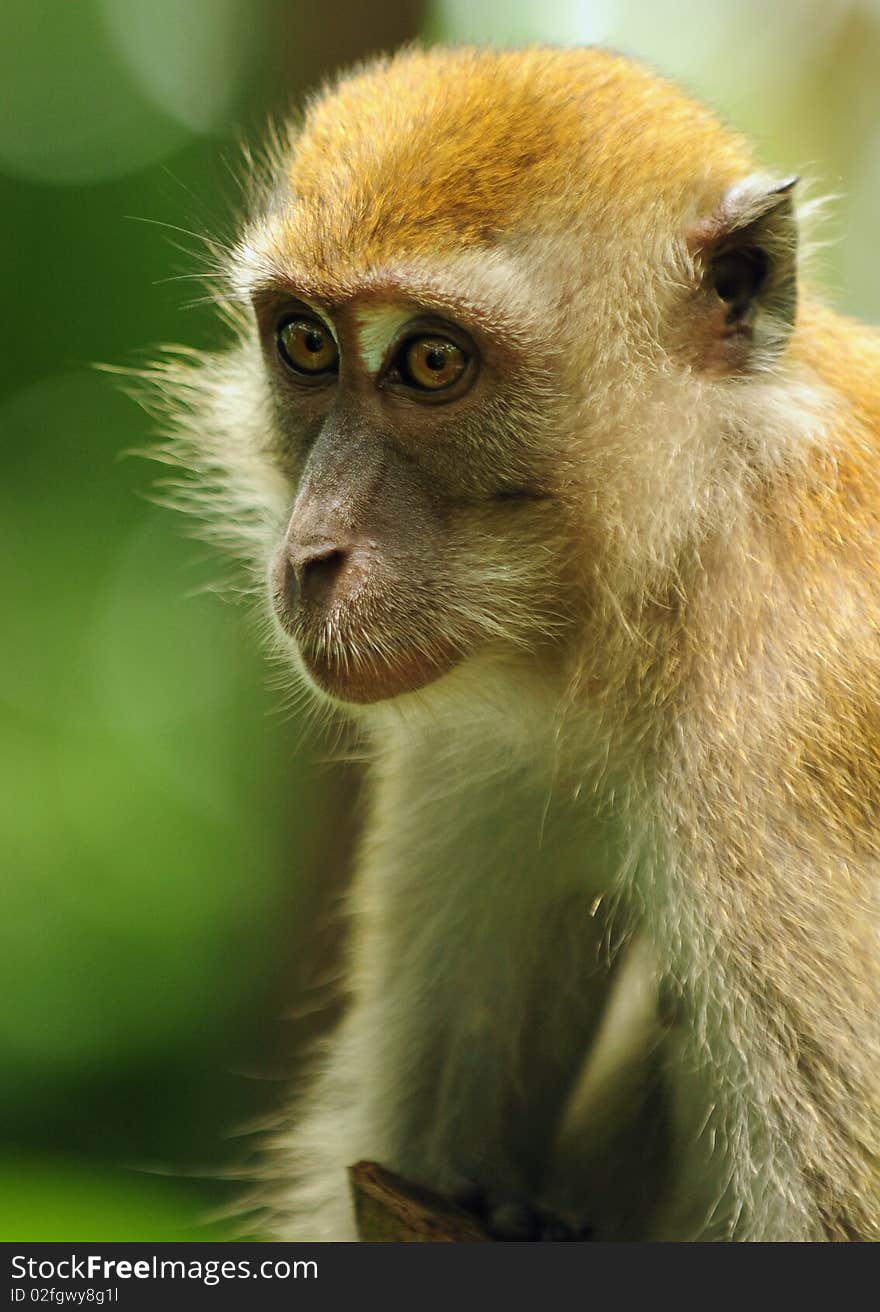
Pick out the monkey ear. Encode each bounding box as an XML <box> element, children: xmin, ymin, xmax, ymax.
<box><xmin>687</xmin><ymin>174</ymin><xmax>799</xmax><ymax>371</ymax></box>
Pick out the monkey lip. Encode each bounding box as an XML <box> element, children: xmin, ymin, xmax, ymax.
<box><xmin>296</xmin><ymin>632</ymin><xmax>464</xmax><ymax>705</ymax></box>
<box><xmin>271</xmin><ymin>572</ymin><xmax>468</xmax><ymax>703</ymax></box>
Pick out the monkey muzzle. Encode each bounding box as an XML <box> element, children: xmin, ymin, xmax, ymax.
<box><xmin>270</xmin><ymin>532</ymin><xmax>463</xmax><ymax>705</ymax></box>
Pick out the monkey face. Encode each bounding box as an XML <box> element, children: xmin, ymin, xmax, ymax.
<box><xmin>165</xmin><ymin>46</ymin><xmax>794</xmax><ymax>710</ymax></box>
<box><xmin>252</xmin><ymin>287</ymin><xmax>571</xmax><ymax>706</ymax></box>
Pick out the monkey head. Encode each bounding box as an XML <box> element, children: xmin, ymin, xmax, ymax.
<box><xmin>159</xmin><ymin>47</ymin><xmax>803</xmax><ymax>709</ymax></box>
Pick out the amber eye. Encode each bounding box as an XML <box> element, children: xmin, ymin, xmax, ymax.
<box><xmin>399</xmin><ymin>336</ymin><xmax>468</xmax><ymax>392</ymax></box>
<box><xmin>276</xmin><ymin>317</ymin><xmax>339</xmax><ymax>377</ymax></box>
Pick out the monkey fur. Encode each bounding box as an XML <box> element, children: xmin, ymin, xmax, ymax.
<box><xmin>150</xmin><ymin>47</ymin><xmax>880</xmax><ymax>1240</ymax></box>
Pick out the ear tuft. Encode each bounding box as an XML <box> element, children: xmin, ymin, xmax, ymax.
<box><xmin>688</xmin><ymin>174</ymin><xmax>799</xmax><ymax>373</ymax></box>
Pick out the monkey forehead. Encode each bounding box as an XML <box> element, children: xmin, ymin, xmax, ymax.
<box><xmin>236</xmin><ymin>244</ymin><xmax>548</xmax><ymax>354</ymax></box>
<box><xmin>269</xmin><ymin>46</ymin><xmax>752</xmax><ymax>276</ymax></box>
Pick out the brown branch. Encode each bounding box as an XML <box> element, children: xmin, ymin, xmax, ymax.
<box><xmin>349</xmin><ymin>1161</ymin><xmax>491</xmax><ymax>1242</ymax></box>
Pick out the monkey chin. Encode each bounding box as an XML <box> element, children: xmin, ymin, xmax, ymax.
<box><xmin>296</xmin><ymin>637</ymin><xmax>465</xmax><ymax>706</ymax></box>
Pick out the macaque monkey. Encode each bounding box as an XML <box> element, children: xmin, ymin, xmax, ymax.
<box><xmin>151</xmin><ymin>47</ymin><xmax>880</xmax><ymax>1240</ymax></box>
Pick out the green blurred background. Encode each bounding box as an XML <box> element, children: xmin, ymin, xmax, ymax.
<box><xmin>2</xmin><ymin>0</ymin><xmax>878</xmax><ymax>1241</ymax></box>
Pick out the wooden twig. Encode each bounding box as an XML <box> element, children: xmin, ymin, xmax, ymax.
<box><xmin>349</xmin><ymin>1161</ymin><xmax>491</xmax><ymax>1242</ymax></box>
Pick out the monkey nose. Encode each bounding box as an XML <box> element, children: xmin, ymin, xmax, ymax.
<box><xmin>285</xmin><ymin>540</ymin><xmax>352</xmax><ymax>609</ymax></box>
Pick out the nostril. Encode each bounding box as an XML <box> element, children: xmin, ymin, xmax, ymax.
<box><xmin>295</xmin><ymin>545</ymin><xmax>349</xmax><ymax>607</ymax></box>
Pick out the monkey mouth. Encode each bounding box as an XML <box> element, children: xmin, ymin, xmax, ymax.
<box><xmin>269</xmin><ymin>548</ymin><xmax>475</xmax><ymax>703</ymax></box>
<box><xmin>297</xmin><ymin>637</ymin><xmax>463</xmax><ymax>704</ymax></box>
<box><xmin>273</xmin><ymin>594</ymin><xmax>465</xmax><ymax>704</ymax></box>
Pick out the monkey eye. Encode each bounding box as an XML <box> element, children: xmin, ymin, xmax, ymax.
<box><xmin>276</xmin><ymin>316</ymin><xmax>339</xmax><ymax>378</ymax></box>
<box><xmin>394</xmin><ymin>336</ymin><xmax>469</xmax><ymax>393</ymax></box>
